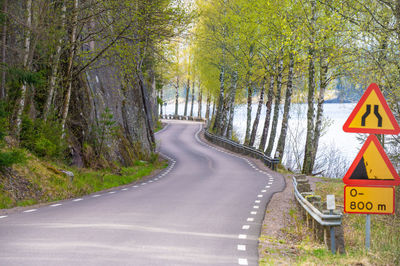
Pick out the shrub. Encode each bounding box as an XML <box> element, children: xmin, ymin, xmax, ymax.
<box><xmin>0</xmin><ymin>149</ymin><xmax>26</xmax><ymax>170</ymax></box>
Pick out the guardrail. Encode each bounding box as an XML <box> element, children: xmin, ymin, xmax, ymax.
<box><xmin>203</xmin><ymin>130</ymin><xmax>280</xmax><ymax>170</ymax></box>
<box><xmin>161</xmin><ymin>114</ymin><xmax>206</xmax><ymax>122</ymax></box>
<box><xmin>292</xmin><ymin>175</ymin><xmax>344</xmax><ymax>254</ymax></box>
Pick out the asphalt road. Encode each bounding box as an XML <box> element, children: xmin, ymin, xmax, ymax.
<box><xmin>0</xmin><ymin>120</ymin><xmax>285</xmax><ymax>266</ymax></box>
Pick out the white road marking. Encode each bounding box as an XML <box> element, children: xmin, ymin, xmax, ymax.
<box><xmin>251</xmin><ymin>211</ymin><xmax>257</xmax><ymax>215</ymax></box>
<box><xmin>92</xmin><ymin>194</ymin><xmax>101</xmax><ymax>198</ymax></box>
<box><xmin>133</xmin><ymin>185</ymin><xmax>139</xmax><ymax>188</ymax></box>
<box><xmin>268</xmin><ymin>182</ymin><xmax>273</xmax><ymax>185</ymax></box>
<box><xmin>238</xmin><ymin>258</ymin><xmax>248</xmax><ymax>265</ymax></box>
<box><xmin>238</xmin><ymin>234</ymin><xmax>247</xmax><ymax>239</ymax></box>
<box><xmin>50</xmin><ymin>204</ymin><xmax>62</xmax><ymax>207</ymax></box>
<box><xmin>242</xmin><ymin>225</ymin><xmax>250</xmax><ymax>230</ymax></box>
<box><xmin>0</xmin><ymin>215</ymin><xmax>7</xmax><ymax>219</ymax></box>
<box><xmin>253</xmin><ymin>205</ymin><xmax>259</xmax><ymax>209</ymax></box>
<box><xmin>122</xmin><ymin>188</ymin><xmax>128</xmax><ymax>191</ymax></box>
<box><xmin>73</xmin><ymin>198</ymin><xmax>83</xmax><ymax>201</ymax></box>
<box><xmin>108</xmin><ymin>191</ymin><xmax>116</xmax><ymax>194</ymax></box>
<box><xmin>261</xmin><ymin>190</ymin><xmax>266</xmax><ymax>193</ymax></box>
<box><xmin>255</xmin><ymin>200</ymin><xmax>261</xmax><ymax>203</ymax></box>
<box><xmin>24</xmin><ymin>209</ymin><xmax>37</xmax><ymax>213</ymax></box>
<box><xmin>237</xmin><ymin>245</ymin><xmax>246</xmax><ymax>251</ymax></box>
<box><xmin>149</xmin><ymin>181</ymin><xmax>153</xmax><ymax>183</ymax></box>
<box><xmin>247</xmin><ymin>217</ymin><xmax>254</xmax><ymax>222</ymax></box>
<box><xmin>257</xmin><ymin>194</ymin><xmax>263</xmax><ymax>198</ymax></box>
<box><xmin>265</xmin><ymin>186</ymin><xmax>270</xmax><ymax>188</ymax></box>
<box><xmin>141</xmin><ymin>183</ymin><xmax>147</xmax><ymax>186</ymax></box>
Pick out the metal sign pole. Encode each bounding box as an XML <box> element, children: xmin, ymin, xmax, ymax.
<box><xmin>366</xmin><ymin>214</ymin><xmax>371</xmax><ymax>250</ymax></box>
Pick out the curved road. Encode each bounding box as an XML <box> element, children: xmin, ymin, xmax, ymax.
<box><xmin>0</xmin><ymin>120</ymin><xmax>284</xmax><ymax>265</ymax></box>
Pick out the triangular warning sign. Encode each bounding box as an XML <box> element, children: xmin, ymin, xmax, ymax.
<box><xmin>343</xmin><ymin>83</ymin><xmax>400</xmax><ymax>134</ymax></box>
<box><xmin>343</xmin><ymin>135</ymin><xmax>400</xmax><ymax>186</ymax></box>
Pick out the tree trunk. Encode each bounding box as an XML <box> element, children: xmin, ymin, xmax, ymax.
<box><xmin>0</xmin><ymin>0</ymin><xmax>7</xmax><ymax>100</ymax></box>
<box><xmin>205</xmin><ymin>91</ymin><xmax>211</xmax><ymax>120</ymax></box>
<box><xmin>276</xmin><ymin>52</ymin><xmax>295</xmax><ymax>160</ymax></box>
<box><xmin>213</xmin><ymin>65</ymin><xmax>225</xmax><ymax>134</ymax></box>
<box><xmin>244</xmin><ymin>84</ymin><xmax>253</xmax><ymax>145</ymax></box>
<box><xmin>184</xmin><ymin>78</ymin><xmax>190</xmax><ymax>116</ymax></box>
<box><xmin>14</xmin><ymin>0</ymin><xmax>32</xmax><ymax>139</ymax></box>
<box><xmin>226</xmin><ymin>71</ymin><xmax>238</xmax><ymax>138</ymax></box>
<box><xmin>259</xmin><ymin>71</ymin><xmax>275</xmax><ymax>151</ymax></box>
<box><xmin>302</xmin><ymin>0</ymin><xmax>316</xmax><ymax>175</ymax></box>
<box><xmin>212</xmin><ymin>98</ymin><xmax>216</xmax><ymax>119</ymax></box>
<box><xmin>190</xmin><ymin>80</ymin><xmax>195</xmax><ymax>117</ymax></box>
<box><xmin>174</xmin><ymin>77</ymin><xmax>179</xmax><ymax>116</ymax></box>
<box><xmin>266</xmin><ymin>59</ymin><xmax>283</xmax><ymax>157</ymax></box>
<box><xmin>197</xmin><ymin>85</ymin><xmax>202</xmax><ymax>118</ymax></box>
<box><xmin>309</xmin><ymin>56</ymin><xmax>328</xmax><ymax>172</ymax></box>
<box><xmin>249</xmin><ymin>77</ymin><xmax>266</xmax><ymax>147</ymax></box>
<box><xmin>61</xmin><ymin>0</ymin><xmax>79</xmax><ymax>135</ymax></box>
<box><xmin>43</xmin><ymin>1</ymin><xmax>66</xmax><ymax>121</ymax></box>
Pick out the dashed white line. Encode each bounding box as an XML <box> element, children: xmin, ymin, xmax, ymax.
<box><xmin>261</xmin><ymin>190</ymin><xmax>267</xmax><ymax>192</ymax></box>
<box><xmin>108</xmin><ymin>191</ymin><xmax>116</xmax><ymax>194</ymax></box>
<box><xmin>257</xmin><ymin>194</ymin><xmax>263</xmax><ymax>198</ymax></box>
<box><xmin>0</xmin><ymin>215</ymin><xmax>7</xmax><ymax>219</ymax></box>
<box><xmin>237</xmin><ymin>245</ymin><xmax>246</xmax><ymax>251</ymax></box>
<box><xmin>251</xmin><ymin>211</ymin><xmax>257</xmax><ymax>215</ymax></box>
<box><xmin>50</xmin><ymin>204</ymin><xmax>62</xmax><ymax>207</ymax></box>
<box><xmin>24</xmin><ymin>209</ymin><xmax>37</xmax><ymax>213</ymax></box>
<box><xmin>255</xmin><ymin>200</ymin><xmax>261</xmax><ymax>203</ymax></box>
<box><xmin>141</xmin><ymin>183</ymin><xmax>147</xmax><ymax>186</ymax></box>
<box><xmin>149</xmin><ymin>181</ymin><xmax>153</xmax><ymax>183</ymax></box>
<box><xmin>247</xmin><ymin>217</ymin><xmax>254</xmax><ymax>222</ymax></box>
<box><xmin>253</xmin><ymin>205</ymin><xmax>259</xmax><ymax>209</ymax></box>
<box><xmin>238</xmin><ymin>258</ymin><xmax>248</xmax><ymax>265</ymax></box>
<box><xmin>122</xmin><ymin>188</ymin><xmax>128</xmax><ymax>191</ymax></box>
<box><xmin>265</xmin><ymin>186</ymin><xmax>270</xmax><ymax>188</ymax></box>
<box><xmin>242</xmin><ymin>225</ymin><xmax>250</xmax><ymax>230</ymax></box>
<box><xmin>73</xmin><ymin>198</ymin><xmax>83</xmax><ymax>201</ymax></box>
<box><xmin>268</xmin><ymin>182</ymin><xmax>273</xmax><ymax>185</ymax></box>
<box><xmin>238</xmin><ymin>234</ymin><xmax>247</xmax><ymax>239</ymax></box>
<box><xmin>133</xmin><ymin>185</ymin><xmax>139</xmax><ymax>188</ymax></box>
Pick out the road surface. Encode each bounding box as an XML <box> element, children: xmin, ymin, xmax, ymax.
<box><xmin>0</xmin><ymin>120</ymin><xmax>285</xmax><ymax>265</ymax></box>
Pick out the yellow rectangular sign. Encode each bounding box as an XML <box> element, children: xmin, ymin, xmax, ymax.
<box><xmin>344</xmin><ymin>186</ymin><xmax>394</xmax><ymax>214</ymax></box>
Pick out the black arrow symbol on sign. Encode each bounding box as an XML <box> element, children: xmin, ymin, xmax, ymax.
<box><xmin>361</xmin><ymin>104</ymin><xmax>382</xmax><ymax>127</ymax></box>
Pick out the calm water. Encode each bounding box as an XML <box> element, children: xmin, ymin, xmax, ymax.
<box><xmin>163</xmin><ymin>102</ymin><xmax>361</xmax><ymax>176</ymax></box>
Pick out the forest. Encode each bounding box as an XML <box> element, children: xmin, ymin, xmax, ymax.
<box><xmin>1</xmin><ymin>0</ymin><xmax>400</xmax><ymax>178</ymax></box>
<box><xmin>160</xmin><ymin>0</ymin><xmax>400</xmax><ymax>176</ymax></box>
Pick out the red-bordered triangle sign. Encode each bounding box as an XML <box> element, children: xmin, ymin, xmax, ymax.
<box><xmin>343</xmin><ymin>83</ymin><xmax>400</xmax><ymax>134</ymax></box>
<box><xmin>343</xmin><ymin>135</ymin><xmax>400</xmax><ymax>186</ymax></box>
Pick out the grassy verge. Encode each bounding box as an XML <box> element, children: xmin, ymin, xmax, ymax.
<box><xmin>260</xmin><ymin>177</ymin><xmax>400</xmax><ymax>265</ymax></box>
<box><xmin>0</xmin><ymin>155</ymin><xmax>167</xmax><ymax>209</ymax></box>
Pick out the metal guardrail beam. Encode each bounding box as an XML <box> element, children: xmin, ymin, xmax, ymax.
<box><xmin>292</xmin><ymin>177</ymin><xmax>342</xmax><ymax>226</ymax></box>
<box><xmin>203</xmin><ymin>130</ymin><xmax>279</xmax><ymax>170</ymax></box>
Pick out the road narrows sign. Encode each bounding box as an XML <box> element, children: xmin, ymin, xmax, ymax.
<box><xmin>343</xmin><ymin>135</ymin><xmax>400</xmax><ymax>186</ymax></box>
<box><xmin>344</xmin><ymin>186</ymin><xmax>395</xmax><ymax>214</ymax></box>
<box><xmin>343</xmin><ymin>83</ymin><xmax>400</xmax><ymax>134</ymax></box>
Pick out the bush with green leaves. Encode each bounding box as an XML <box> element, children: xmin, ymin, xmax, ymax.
<box><xmin>20</xmin><ymin>116</ymin><xmax>67</xmax><ymax>159</ymax></box>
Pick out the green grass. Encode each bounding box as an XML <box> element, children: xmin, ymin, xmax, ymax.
<box><xmin>0</xmin><ymin>158</ymin><xmax>167</xmax><ymax>209</ymax></box>
<box><xmin>260</xmin><ymin>177</ymin><xmax>400</xmax><ymax>265</ymax></box>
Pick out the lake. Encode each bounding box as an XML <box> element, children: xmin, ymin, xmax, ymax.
<box><xmin>163</xmin><ymin>102</ymin><xmax>361</xmax><ymax>177</ymax></box>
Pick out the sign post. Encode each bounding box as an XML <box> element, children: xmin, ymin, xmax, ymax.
<box><xmin>342</xmin><ymin>83</ymin><xmax>400</xmax><ymax>251</ymax></box>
